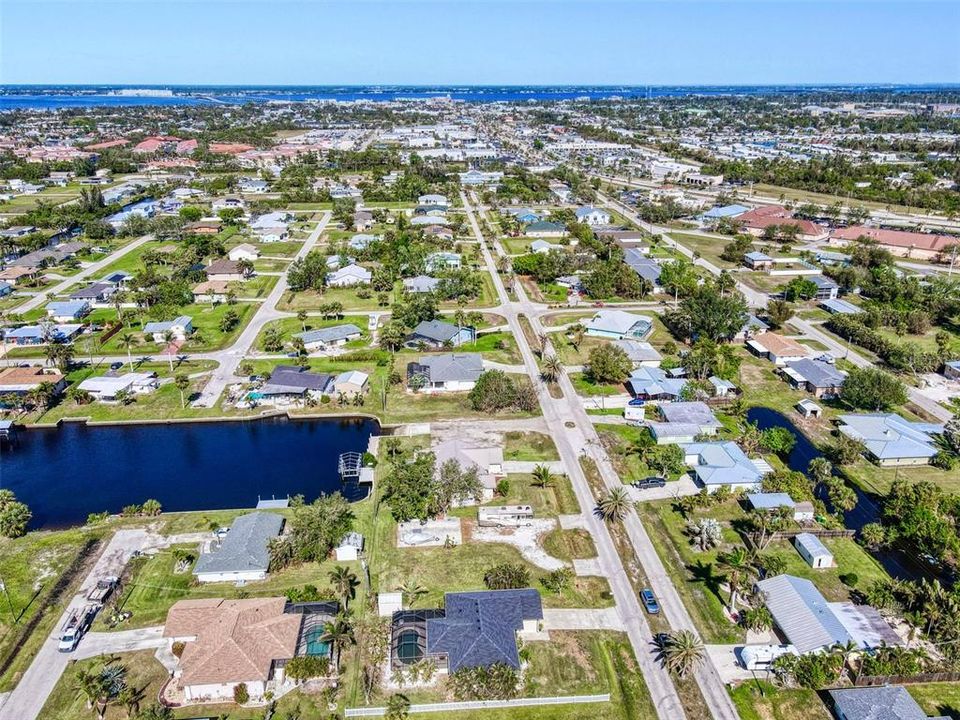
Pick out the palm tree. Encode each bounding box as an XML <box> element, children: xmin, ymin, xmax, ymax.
<box><xmin>597</xmin><ymin>487</ymin><xmax>633</xmax><ymax>522</ymax></box>
<box><xmin>328</xmin><ymin>566</ymin><xmax>360</xmax><ymax>610</ymax></box>
<box><xmin>718</xmin><ymin>547</ymin><xmax>753</xmax><ymax>612</ymax></box>
<box><xmin>321</xmin><ymin>615</ymin><xmax>356</xmax><ymax>667</ymax></box>
<box><xmin>297</xmin><ymin>310</ymin><xmax>308</xmax><ymax>332</ymax></box>
<box><xmin>540</xmin><ymin>354</ymin><xmax>563</xmax><ymax>383</ymax></box>
<box><xmin>398</xmin><ymin>581</ymin><xmax>428</xmax><ymax>608</ymax></box>
<box><xmin>135</xmin><ymin>704</ymin><xmax>173</xmax><ymax>720</ymax></box>
<box><xmin>75</xmin><ymin>669</ymin><xmax>106</xmax><ymax>710</ymax></box>
<box><xmin>569</xmin><ymin>324</ymin><xmax>586</xmax><ymax>352</ymax></box>
<box><xmin>175</xmin><ymin>374</ymin><xmax>190</xmax><ymax>409</ymax></box>
<box><xmin>531</xmin><ymin>464</ymin><xmax>555</xmax><ymax>489</ymax></box>
<box><xmin>385</xmin><ymin>693</ymin><xmax>411</xmax><ymax>720</ymax></box>
<box><xmin>657</xmin><ymin>630</ymin><xmax>705</xmax><ymax>679</ymax></box>
<box><xmin>807</xmin><ymin>457</ymin><xmax>833</xmax><ymax>492</ymax></box>
<box><xmin>116</xmin><ymin>684</ymin><xmax>145</xmax><ymax>717</ymax></box>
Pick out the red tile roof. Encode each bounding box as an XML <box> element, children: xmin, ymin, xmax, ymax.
<box><xmin>831</xmin><ymin>226</ymin><xmax>957</xmax><ymax>253</ymax></box>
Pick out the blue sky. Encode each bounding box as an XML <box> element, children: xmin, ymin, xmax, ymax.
<box><xmin>1</xmin><ymin>1</ymin><xmax>958</xmax><ymax>85</ymax></box>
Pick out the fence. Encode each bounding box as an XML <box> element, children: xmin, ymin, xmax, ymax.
<box><xmin>768</xmin><ymin>528</ymin><xmax>856</xmax><ymax>541</ymax></box>
<box><xmin>855</xmin><ymin>671</ymin><xmax>960</xmax><ymax>687</ymax></box>
<box><xmin>344</xmin><ymin>694</ymin><xmax>611</xmax><ymax>717</ymax></box>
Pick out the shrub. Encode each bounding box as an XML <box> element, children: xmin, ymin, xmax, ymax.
<box><xmin>483</xmin><ymin>563</ymin><xmax>531</xmax><ymax>590</ymax></box>
<box><xmin>171</xmin><ymin>641</ymin><xmax>185</xmax><ymax>658</ymax></box>
<box><xmin>233</xmin><ymin>682</ymin><xmax>250</xmax><ymax>704</ymax></box>
<box><xmin>286</xmin><ymin>655</ymin><xmax>331</xmax><ymax>681</ymax></box>
<box><xmin>839</xmin><ymin>572</ymin><xmax>859</xmax><ymax>587</ymax></box>
<box><xmin>449</xmin><ymin>663</ymin><xmax>519</xmax><ymax>700</ymax></box>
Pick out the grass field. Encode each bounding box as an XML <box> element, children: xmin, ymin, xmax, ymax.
<box><xmin>729</xmin><ymin>681</ymin><xmax>830</xmax><ymax>720</ymax></box>
<box><xmin>503</xmin><ymin>431</ymin><xmax>560</xmax><ymax>461</ymax></box>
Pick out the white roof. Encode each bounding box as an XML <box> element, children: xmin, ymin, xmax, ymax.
<box><xmin>78</xmin><ymin>372</ymin><xmax>155</xmax><ymax>395</ymax></box>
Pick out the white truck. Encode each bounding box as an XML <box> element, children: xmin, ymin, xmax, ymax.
<box><xmin>58</xmin><ymin>605</ymin><xmax>98</xmax><ymax>653</ymax></box>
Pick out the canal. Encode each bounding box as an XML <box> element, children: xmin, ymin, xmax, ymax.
<box><xmin>0</xmin><ymin>416</ymin><xmax>377</xmax><ymax>528</ymax></box>
<box><xmin>746</xmin><ymin>406</ymin><xmax>932</xmax><ymax>582</ymax></box>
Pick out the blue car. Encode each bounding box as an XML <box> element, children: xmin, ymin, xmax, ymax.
<box><xmin>640</xmin><ymin>588</ymin><xmax>660</xmax><ymax>614</ymax></box>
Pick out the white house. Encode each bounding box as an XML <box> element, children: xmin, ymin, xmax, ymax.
<box><xmin>77</xmin><ymin>372</ymin><xmax>159</xmax><ymax>402</ymax></box>
<box><xmin>228</xmin><ymin>243</ymin><xmax>260</xmax><ymax>262</ymax></box>
<box><xmin>574</xmin><ymin>206</ymin><xmax>611</xmax><ymax>226</ymax></box>
<box><xmin>326</xmin><ymin>264</ymin><xmax>372</xmax><ymax>287</ymax></box>
<box><xmin>143</xmin><ymin>316</ymin><xmax>193</xmax><ymax>343</ymax></box>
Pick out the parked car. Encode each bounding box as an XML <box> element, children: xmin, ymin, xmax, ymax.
<box><xmin>640</xmin><ymin>588</ymin><xmax>660</xmax><ymax>614</ymax></box>
<box><xmin>110</xmin><ymin>361</ymin><xmax>123</xmax><ymax>370</ymax></box>
<box><xmin>634</xmin><ymin>477</ymin><xmax>666</xmax><ymax>490</ymax></box>
<box><xmin>86</xmin><ymin>576</ymin><xmax>118</xmax><ymax>604</ymax></box>
<box><xmin>58</xmin><ymin>605</ymin><xmax>98</xmax><ymax>652</ymax></box>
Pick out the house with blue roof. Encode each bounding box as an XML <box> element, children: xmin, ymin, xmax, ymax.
<box><xmin>424</xmin><ymin>589</ymin><xmax>543</xmax><ymax>672</ymax></box>
<box><xmin>624</xmin><ymin>248</ymin><xmax>662</xmax><ymax>285</ymax></box>
<box><xmin>406</xmin><ymin>319</ymin><xmax>475</xmax><ymax>349</ymax></box>
<box><xmin>45</xmin><ymin>300</ymin><xmax>91</xmax><ymax>322</ymax></box>
<box><xmin>5</xmin><ymin>324</ymin><xmax>83</xmax><ymax>345</ymax></box>
<box><xmin>744</xmin><ymin>251</ymin><xmax>774</xmax><ymax>270</ymax></box>
<box><xmin>702</xmin><ymin>204</ymin><xmax>750</xmax><ymax>221</ymax></box>
<box><xmin>296</xmin><ymin>324</ymin><xmax>362</xmax><ymax>351</ymax></box>
<box><xmin>837</xmin><ymin>413</ymin><xmax>944</xmax><ymax>467</ymax></box>
<box><xmin>143</xmin><ymin>316</ymin><xmax>193</xmax><ymax>343</ymax></box>
<box><xmin>683</xmin><ymin>441</ymin><xmax>767</xmax><ymax>492</ymax></box>
<box><xmin>574</xmin><ymin>206</ymin><xmax>610</xmax><ymax>226</ymax></box>
<box><xmin>626</xmin><ymin>366</ymin><xmax>687</xmax><ymax>401</ymax></box>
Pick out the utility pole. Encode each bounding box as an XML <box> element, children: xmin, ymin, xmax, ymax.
<box><xmin>0</xmin><ymin>577</ymin><xmax>17</xmax><ymax>624</ymax></box>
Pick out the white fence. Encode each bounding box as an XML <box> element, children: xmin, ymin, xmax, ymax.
<box><xmin>344</xmin><ymin>693</ymin><xmax>612</xmax><ymax>717</ymax></box>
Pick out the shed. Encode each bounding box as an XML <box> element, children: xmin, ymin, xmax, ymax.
<box><xmin>795</xmin><ymin>398</ymin><xmax>822</xmax><ymax>418</ymax></box>
<box><xmin>794</xmin><ymin>532</ymin><xmax>833</xmax><ymax>569</ymax></box>
<box><xmin>378</xmin><ymin>591</ymin><xmax>403</xmax><ymax>618</ymax></box>
<box><xmin>335</xmin><ymin>532</ymin><xmax>364</xmax><ymax>561</ymax></box>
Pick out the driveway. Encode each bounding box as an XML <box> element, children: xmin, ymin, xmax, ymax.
<box><xmin>76</xmin><ymin>627</ymin><xmax>166</xmax><ymax>659</ymax></box>
<box><xmin>542</xmin><ymin>607</ymin><xmax>622</xmax><ymax>631</ymax></box>
<box><xmin>629</xmin><ymin>476</ymin><xmax>699</xmax><ymax>502</ymax></box>
<box><xmin>471</xmin><ymin>519</ymin><xmax>565</xmax><ymax>570</ymax></box>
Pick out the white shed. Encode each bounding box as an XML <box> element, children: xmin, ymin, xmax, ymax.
<box><xmin>794</xmin><ymin>533</ymin><xmax>833</xmax><ymax>569</ymax></box>
<box><xmin>378</xmin><ymin>591</ymin><xmax>403</xmax><ymax>617</ymax></box>
<box><xmin>335</xmin><ymin>532</ymin><xmax>364</xmax><ymax>561</ymax></box>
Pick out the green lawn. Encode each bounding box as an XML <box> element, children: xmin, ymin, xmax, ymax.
<box><xmin>542</xmin><ymin>528</ymin><xmax>597</xmax><ymax>561</ymax></box>
<box><xmin>668</xmin><ymin>232</ymin><xmax>737</xmax><ymax>268</ymax></box>
<box><xmin>569</xmin><ymin>372</ymin><xmax>626</xmax><ymax>397</ymax></box>
<box><xmin>503</xmin><ymin>431</ymin><xmax>560</xmax><ymax>461</ymax></box>
<box><xmin>468</xmin><ymin>472</ymin><xmax>579</xmax><ymax>518</ymax></box>
<box><xmin>595</xmin><ymin>423</ymin><xmax>686</xmax><ymax>482</ymax></box>
<box><xmin>254</xmin><ymin>316</ymin><xmax>371</xmax><ymax>352</ymax></box>
<box><xmin>909</xmin><ymin>682</ymin><xmax>960</xmax><ymax>719</ymax></box>
<box><xmin>729</xmin><ymin>681</ymin><xmax>830</xmax><ymax>720</ymax></box>
<box><xmin>277</xmin><ymin>285</ymin><xmax>384</xmax><ymax>312</ymax></box>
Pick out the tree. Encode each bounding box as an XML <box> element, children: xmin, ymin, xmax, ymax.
<box><xmin>0</xmin><ymin>489</ymin><xmax>32</xmax><ymax>538</ymax></box>
<box><xmin>645</xmin><ymin>444</ymin><xmax>685</xmax><ymax>478</ymax></box>
<box><xmin>531</xmin><ymin>464</ymin><xmax>555</xmax><ymax>488</ymax></box>
<box><xmin>718</xmin><ymin>546</ymin><xmax>753</xmax><ymax>611</ymax></box>
<box><xmin>765</xmin><ymin>299</ymin><xmax>795</xmax><ymax>329</ymax></box>
<box><xmin>658</xmin><ymin>260</ymin><xmax>699</xmax><ymax>298</ymax></box>
<box><xmin>141</xmin><ymin>498</ymin><xmax>162</xmax><ymax>516</ymax></box>
<box><xmin>782</xmin><ymin>277</ymin><xmax>818</xmax><ymax>302</ymax></box>
<box><xmin>741</xmin><ymin>606</ymin><xmax>773</xmax><ymax>632</ymax></box>
<box><xmin>433</xmin><ymin>459</ymin><xmax>483</xmax><ymax>513</ymax></box>
<box><xmin>760</xmin><ymin>427</ymin><xmax>796</xmax><ymax>457</ymax></box>
<box><xmin>597</xmin><ymin>487</ymin><xmax>633</xmax><ymax>522</ymax></box>
<box><xmin>218</xmin><ymin>308</ymin><xmax>240</xmax><ymax>333</ymax></box>
<box><xmin>398</xmin><ymin>581</ymin><xmax>428</xmax><ymax>608</ymax></box>
<box><xmin>120</xmin><ymin>332</ymin><xmax>138</xmax><ymax>370</ymax></box>
<box><xmin>136</xmin><ymin>704</ymin><xmax>173</xmax><ymax>720</ymax></box>
<box><xmin>841</xmin><ymin>366</ymin><xmax>907</xmax><ymax>410</ymax></box>
<box><xmin>484</xmin><ymin>563</ymin><xmax>531</xmax><ymax>590</ymax></box>
<box><xmin>322</xmin><ymin>615</ymin><xmax>356</xmax><ymax>666</ymax></box>
<box><xmin>541</xmin><ymin>567</ymin><xmax>573</xmax><ymax>594</ymax></box>
<box><xmin>233</xmin><ymin>682</ymin><xmax>249</xmax><ymax>704</ymax></box>
<box><xmin>540</xmin><ymin>354</ymin><xmax>563</xmax><ymax>383</ymax></box>
<box><xmin>467</xmin><ymin>371</ymin><xmax>536</xmax><ymax>414</ymax></box>
<box><xmin>587</xmin><ymin>344</ymin><xmax>632</xmax><ymax>384</ymax></box>
<box><xmin>328</xmin><ymin>566</ymin><xmax>360</xmax><ymax>610</ymax></box>
<box><xmin>664</xmin><ymin>284</ymin><xmax>749</xmax><ymax>342</ymax></box>
<box><xmin>807</xmin><ymin>457</ymin><xmax>833</xmax><ymax>492</ymax></box>
<box><xmin>174</xmin><ymin>373</ymin><xmax>190</xmax><ymax>409</ymax></box>
<box><xmin>288</xmin><ymin>492</ymin><xmax>355</xmax><ymax>561</ymax></box>
<box><xmin>385</xmin><ymin>693</ymin><xmax>411</xmax><ymax>720</ymax></box>
<box><xmin>860</xmin><ymin>522</ymin><xmax>887</xmax><ymax>549</ymax></box>
<box><xmin>297</xmin><ymin>309</ymin><xmax>308</xmax><ymax>332</ymax></box>
<box><xmin>656</xmin><ymin>630</ymin><xmax>705</xmax><ymax>679</ymax></box>
<box><xmin>826</xmin><ymin>478</ymin><xmax>857</xmax><ymax>514</ymax></box>
<box><xmin>449</xmin><ymin>663</ymin><xmax>519</xmax><ymax>700</ymax></box>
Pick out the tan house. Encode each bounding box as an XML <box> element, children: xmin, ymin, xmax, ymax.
<box><xmin>192</xmin><ymin>280</ymin><xmax>231</xmax><ymax>304</ymax></box>
<box><xmin>746</xmin><ymin>333</ymin><xmax>809</xmax><ymax>366</ymax></box>
<box><xmin>206</xmin><ymin>259</ymin><xmax>250</xmax><ymax>283</ymax></box>
<box><xmin>0</xmin><ymin>266</ymin><xmax>40</xmax><ymax>285</ymax></box>
<box><xmin>0</xmin><ymin>366</ymin><xmax>66</xmax><ymax>396</ymax></box>
<box><xmin>163</xmin><ymin>598</ymin><xmax>301</xmax><ymax>703</ymax></box>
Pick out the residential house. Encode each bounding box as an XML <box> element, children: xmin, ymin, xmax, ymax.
<box><xmin>406</xmin><ymin>319</ymin><xmax>475</xmax><ymax>349</ymax></box>
<box><xmin>192</xmin><ymin>280</ymin><xmax>231</xmax><ymax>304</ymax></box>
<box><xmin>258</xmin><ymin>366</ymin><xmax>332</xmax><ymax>405</ymax></box>
<box><xmin>794</xmin><ymin>533</ymin><xmax>833</xmax><ymax>569</ymax></box>
<box><xmin>783</xmin><ymin>358</ymin><xmax>846</xmax><ymax>398</ymax></box>
<box><xmin>45</xmin><ymin>300</ymin><xmax>90</xmax><ymax>322</ymax></box>
<box><xmin>193</xmin><ymin>512</ymin><xmax>284</xmax><ymax>583</ymax></box>
<box><xmin>78</xmin><ymin>372</ymin><xmax>159</xmax><ymax>402</ymax></box>
<box><xmin>296</xmin><ymin>324</ymin><xmax>362</xmax><ymax>351</ymax></box>
<box><xmin>829</xmin><ymin>686</ymin><xmax>949</xmax><ymax>720</ymax></box>
<box><xmin>530</xmin><ymin>239</ymin><xmax>562</xmax><ymax>254</ymax></box>
<box><xmin>331</xmin><ymin>370</ymin><xmax>369</xmax><ymax>397</ymax></box>
<box><xmin>0</xmin><ymin>266</ymin><xmax>40</xmax><ymax>286</ymax></box>
<box><xmin>613</xmin><ymin>339</ymin><xmax>662</xmax><ymax>368</ymax></box>
<box><xmin>755</xmin><ymin>574</ymin><xmax>901</xmax><ymax>655</ymax></box>
<box><xmin>623</xmin><ymin>248</ymin><xmax>662</xmax><ymax>285</ymax></box>
<box><xmin>0</xmin><ymin>366</ymin><xmax>66</xmax><ymax>397</ymax></box>
<box><xmin>683</xmin><ymin>441</ymin><xmax>767</xmax><ymax>493</ymax></box>
<box><xmin>326</xmin><ymin>264</ymin><xmax>372</xmax><ymax>287</ymax></box>
<box><xmin>353</xmin><ymin>211</ymin><xmax>374</xmax><ymax>231</ymax></box>
<box><xmin>186</xmin><ymin>220</ymin><xmax>223</xmax><ymax>235</ymax></box>
<box><xmin>746</xmin><ymin>493</ymin><xmax>814</xmax><ymax>522</ymax></box>
<box><xmin>649</xmin><ymin>402</ymin><xmax>722</xmax><ymax>444</ymax></box>
<box><xmin>410</xmin><ymin>215</ymin><xmax>451</xmax><ymax>228</ymax></box>
<box><xmin>163</xmin><ymin>597</ymin><xmax>301</xmax><ymax>702</ymax></box>
<box><xmin>810</xmin><ymin>275</ymin><xmax>840</xmax><ymax>300</ymax></box>
<box><xmin>734</xmin><ymin>314</ymin><xmax>770</xmax><ymax>341</ymax></box>
<box><xmin>744</xmin><ymin>251</ymin><xmax>774</xmax><ymax>271</ymax></box>
<box><xmin>574</xmin><ymin>206</ymin><xmax>611</xmax><ymax>226</ymax></box>
<box><xmin>228</xmin><ymin>244</ymin><xmax>260</xmax><ymax>262</ymax></box>
<box><xmin>70</xmin><ymin>282</ymin><xmax>117</xmax><ymax>303</ymax></box>
<box><xmin>459</xmin><ymin>170</ymin><xmax>503</xmax><ymax>187</ymax></box>
<box><xmin>212</xmin><ymin>196</ymin><xmax>246</xmax><ymax>213</ymax></box>
<box><xmin>524</xmin><ymin>221</ymin><xmax>566</xmax><ymax>238</ymax></box>
<box><xmin>348</xmin><ymin>234</ymin><xmax>378</xmax><ymax>251</ymax></box>
<box><xmin>418</xmin><ymin>194</ymin><xmax>448</xmax><ymax>209</ymax></box>
<box><xmin>406</xmin><ymin>353</ymin><xmax>483</xmax><ymax>393</ymax></box>
<box><xmin>944</xmin><ymin>360</ymin><xmax>960</xmax><ymax>381</ymax></box>
<box><xmin>830</xmin><ymin>225</ymin><xmax>957</xmax><ymax>260</ymax></box>
<box><xmin>626</xmin><ymin>366</ymin><xmax>687</xmax><ymax>401</ymax></box>
<box><xmin>206</xmin><ymin>259</ymin><xmax>250</xmax><ymax>282</ymax></box>
<box><xmin>425</xmin><ymin>252</ymin><xmax>461</xmax><ymax>272</ymax></box>
<box><xmin>403</xmin><ymin>275</ymin><xmax>441</xmax><ymax>294</ymax></box>
<box><xmin>5</xmin><ymin>324</ymin><xmax>83</xmax><ymax>345</ymax></box>
<box><xmin>746</xmin><ymin>333</ymin><xmax>809</xmax><ymax>366</ymax></box>
<box><xmin>238</xmin><ymin>178</ymin><xmax>269</xmax><ymax>194</ymax></box>
<box><xmin>820</xmin><ymin>298</ymin><xmax>863</xmax><ymax>315</ymax></box>
<box><xmin>739</xmin><ymin>206</ymin><xmax>829</xmax><ymax>242</ymax></box>
<box><xmin>585</xmin><ymin>310</ymin><xmax>653</xmax><ymax>340</ymax></box>
<box><xmin>434</xmin><ymin>438</ymin><xmax>505</xmax><ymax>504</ymax></box>
<box><xmin>837</xmin><ymin>413</ymin><xmax>944</xmax><ymax>467</ymax></box>
<box><xmin>143</xmin><ymin>316</ymin><xmax>193</xmax><ymax>343</ymax></box>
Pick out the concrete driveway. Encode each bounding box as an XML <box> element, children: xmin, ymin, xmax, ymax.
<box><xmin>76</xmin><ymin>627</ymin><xmax>166</xmax><ymax>659</ymax></box>
<box><xmin>542</xmin><ymin>607</ymin><xmax>622</xmax><ymax>631</ymax></box>
<box><xmin>471</xmin><ymin>518</ymin><xmax>565</xmax><ymax>570</ymax></box>
<box><xmin>628</xmin><ymin>475</ymin><xmax>700</xmax><ymax>502</ymax></box>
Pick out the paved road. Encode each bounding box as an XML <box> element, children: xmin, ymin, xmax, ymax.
<box><xmin>14</xmin><ymin>235</ymin><xmax>156</xmax><ymax>314</ymax></box>
<box><xmin>192</xmin><ymin>211</ymin><xmax>331</xmax><ymax>407</ymax></box>
<box><xmin>462</xmin><ymin>193</ymin><xmax>690</xmax><ymax>720</ymax></box>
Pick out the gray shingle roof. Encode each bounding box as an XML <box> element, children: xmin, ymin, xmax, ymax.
<box><xmin>408</xmin><ymin>353</ymin><xmax>483</xmax><ymax>383</ymax></box>
<box><xmin>829</xmin><ymin>686</ymin><xmax>942</xmax><ymax>720</ymax></box>
<box><xmin>296</xmin><ymin>324</ymin><xmax>362</xmax><ymax>345</ymax></box>
<box><xmin>786</xmin><ymin>358</ymin><xmax>846</xmax><ymax>388</ymax></box>
<box><xmin>426</xmin><ymin>589</ymin><xmax>542</xmax><ymax>672</ymax></box>
<box><xmin>410</xmin><ymin>319</ymin><xmax>462</xmax><ymax>343</ymax></box>
<box><xmin>261</xmin><ymin>366</ymin><xmax>332</xmax><ymax>394</ymax></box>
<box><xmin>193</xmin><ymin>512</ymin><xmax>283</xmax><ymax>576</ymax></box>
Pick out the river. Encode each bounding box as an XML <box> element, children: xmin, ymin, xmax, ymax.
<box><xmin>0</xmin><ymin>416</ymin><xmax>377</xmax><ymax>528</ymax></box>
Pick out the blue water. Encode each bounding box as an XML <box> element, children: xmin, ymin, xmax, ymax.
<box><xmin>2</xmin><ymin>84</ymin><xmax>956</xmax><ymax>109</ymax></box>
<box><xmin>0</xmin><ymin>416</ymin><xmax>376</xmax><ymax>528</ymax></box>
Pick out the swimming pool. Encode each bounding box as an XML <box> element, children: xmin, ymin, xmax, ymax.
<box><xmin>396</xmin><ymin>629</ymin><xmax>423</xmax><ymax>664</ymax></box>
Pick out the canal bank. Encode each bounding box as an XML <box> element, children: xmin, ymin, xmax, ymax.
<box><xmin>0</xmin><ymin>414</ymin><xmax>380</xmax><ymax>528</ymax></box>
